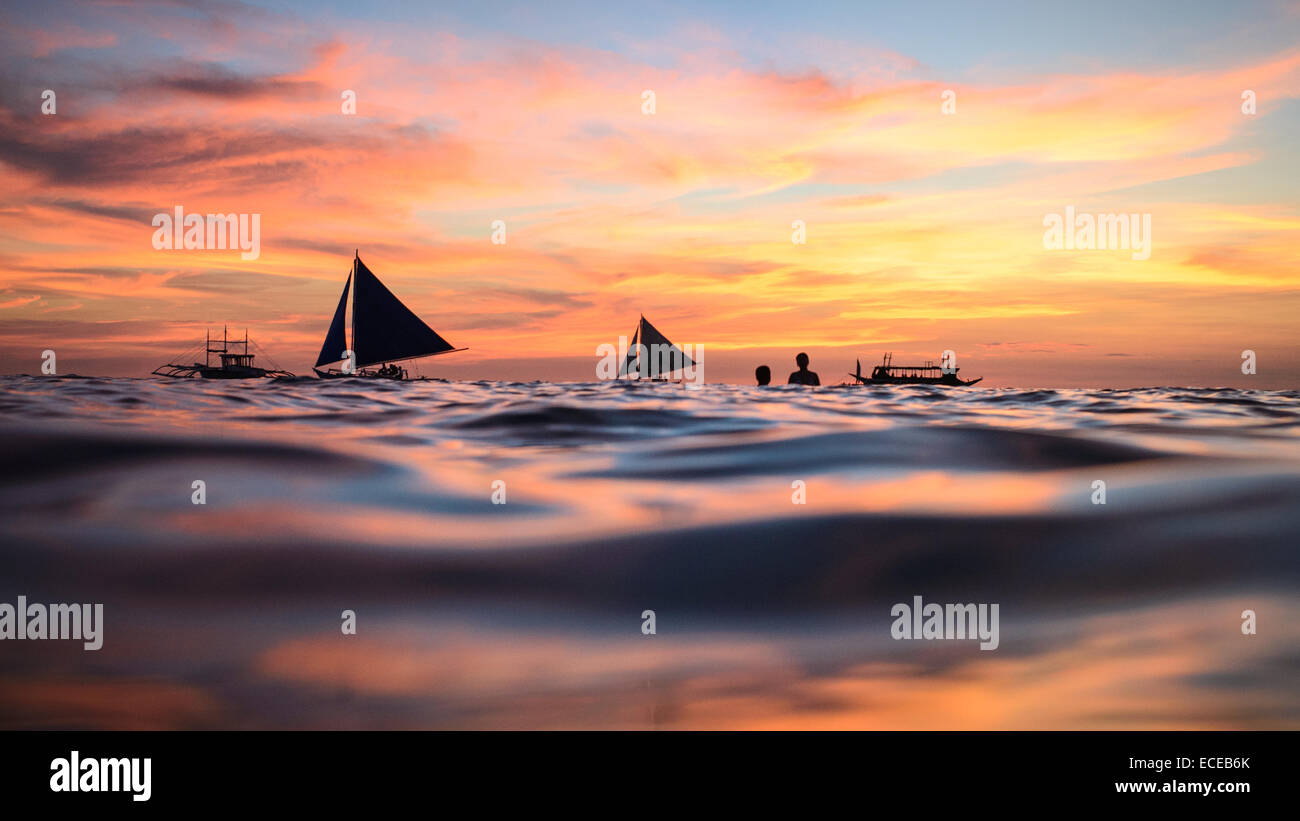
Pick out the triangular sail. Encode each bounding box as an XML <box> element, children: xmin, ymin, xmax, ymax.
<box><xmin>620</xmin><ymin>315</ymin><xmax>694</xmax><ymax>378</ymax></box>
<box><xmin>352</xmin><ymin>257</ymin><xmax>456</xmax><ymax>368</ymax></box>
<box><xmin>617</xmin><ymin>322</ymin><xmax>640</xmax><ymax>377</ymax></box>
<box><xmin>314</xmin><ymin>271</ymin><xmax>351</xmax><ymax>368</ymax></box>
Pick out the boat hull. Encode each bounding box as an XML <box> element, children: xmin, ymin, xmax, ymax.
<box><xmin>849</xmin><ymin>373</ymin><xmax>983</xmax><ymax>387</ymax></box>
<box><xmin>312</xmin><ymin>367</ymin><xmax>405</xmax><ymax>381</ymax></box>
<box><xmin>199</xmin><ymin>366</ymin><xmax>279</xmax><ymax>379</ymax></box>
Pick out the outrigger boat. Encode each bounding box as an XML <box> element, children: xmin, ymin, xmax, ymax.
<box><xmin>849</xmin><ymin>352</ymin><xmax>982</xmax><ymax>386</ymax></box>
<box><xmin>153</xmin><ymin>327</ymin><xmax>293</xmax><ymax>379</ymax></box>
<box><xmin>313</xmin><ymin>252</ymin><xmax>465</xmax><ymax>380</ymax></box>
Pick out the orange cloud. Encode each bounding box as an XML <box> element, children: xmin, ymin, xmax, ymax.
<box><xmin>1</xmin><ymin>19</ymin><xmax>1297</xmax><ymax>385</ymax></box>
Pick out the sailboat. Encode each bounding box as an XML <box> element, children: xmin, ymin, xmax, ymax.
<box><xmin>313</xmin><ymin>252</ymin><xmax>465</xmax><ymax>380</ymax></box>
<box><xmin>619</xmin><ymin>314</ymin><xmax>695</xmax><ymax>380</ymax></box>
<box><xmin>849</xmin><ymin>352</ymin><xmax>982</xmax><ymax>386</ymax></box>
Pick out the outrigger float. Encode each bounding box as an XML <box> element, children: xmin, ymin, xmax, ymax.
<box><xmin>153</xmin><ymin>327</ymin><xmax>293</xmax><ymax>379</ymax></box>
<box><xmin>849</xmin><ymin>352</ymin><xmax>982</xmax><ymax>386</ymax></box>
<box><xmin>313</xmin><ymin>252</ymin><xmax>465</xmax><ymax>381</ymax></box>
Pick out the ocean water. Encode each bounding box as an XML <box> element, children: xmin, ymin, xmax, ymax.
<box><xmin>1</xmin><ymin>375</ymin><xmax>1298</xmax><ymax>729</ymax></box>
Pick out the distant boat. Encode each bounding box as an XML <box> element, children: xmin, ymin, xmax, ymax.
<box><xmin>313</xmin><ymin>252</ymin><xmax>465</xmax><ymax>380</ymax></box>
<box><xmin>153</xmin><ymin>327</ymin><xmax>293</xmax><ymax>379</ymax></box>
<box><xmin>849</xmin><ymin>352</ymin><xmax>982</xmax><ymax>386</ymax></box>
<box><xmin>619</xmin><ymin>314</ymin><xmax>695</xmax><ymax>380</ymax></box>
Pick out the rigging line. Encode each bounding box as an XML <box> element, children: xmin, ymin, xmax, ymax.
<box><xmin>247</xmin><ymin>338</ymin><xmax>282</xmax><ymax>371</ymax></box>
<box><xmin>160</xmin><ymin>340</ymin><xmax>203</xmax><ymax>367</ymax></box>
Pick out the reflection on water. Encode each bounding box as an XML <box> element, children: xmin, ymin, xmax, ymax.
<box><xmin>1</xmin><ymin>376</ymin><xmax>1298</xmax><ymax>728</ymax></box>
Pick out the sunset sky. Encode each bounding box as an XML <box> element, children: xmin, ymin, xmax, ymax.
<box><xmin>1</xmin><ymin>0</ymin><xmax>1297</xmax><ymax>386</ymax></box>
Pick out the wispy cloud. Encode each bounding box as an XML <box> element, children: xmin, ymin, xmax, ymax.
<box><xmin>0</xmin><ymin>2</ymin><xmax>1297</xmax><ymax>385</ymax></box>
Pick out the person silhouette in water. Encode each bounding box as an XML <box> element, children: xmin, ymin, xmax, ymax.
<box><xmin>787</xmin><ymin>352</ymin><xmax>820</xmax><ymax>386</ymax></box>
<box><xmin>755</xmin><ymin>365</ymin><xmax>771</xmax><ymax>386</ymax></box>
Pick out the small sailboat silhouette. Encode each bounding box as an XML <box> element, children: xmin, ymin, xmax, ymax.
<box><xmin>619</xmin><ymin>314</ymin><xmax>694</xmax><ymax>380</ymax></box>
<box><xmin>313</xmin><ymin>252</ymin><xmax>465</xmax><ymax>380</ymax></box>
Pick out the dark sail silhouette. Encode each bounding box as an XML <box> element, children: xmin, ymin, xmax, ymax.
<box><xmin>315</xmin><ymin>272</ymin><xmax>350</xmax><ymax>369</ymax></box>
<box><xmin>619</xmin><ymin>314</ymin><xmax>694</xmax><ymax>379</ymax></box>
<box><xmin>314</xmin><ymin>252</ymin><xmax>464</xmax><ymax>380</ymax></box>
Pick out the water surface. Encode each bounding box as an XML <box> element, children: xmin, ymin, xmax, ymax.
<box><xmin>1</xmin><ymin>376</ymin><xmax>1297</xmax><ymax>729</ymax></box>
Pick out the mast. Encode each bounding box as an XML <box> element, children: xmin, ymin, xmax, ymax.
<box><xmin>342</xmin><ymin>251</ymin><xmax>461</xmax><ymax>371</ymax></box>
<box><xmin>624</xmin><ymin>316</ymin><xmax>634</xmax><ymax>379</ymax></box>
<box><xmin>351</xmin><ymin>251</ymin><xmax>357</xmax><ymax>366</ymax></box>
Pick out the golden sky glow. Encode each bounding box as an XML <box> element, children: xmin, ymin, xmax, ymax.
<box><xmin>1</xmin><ymin>2</ymin><xmax>1297</xmax><ymax>385</ymax></box>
